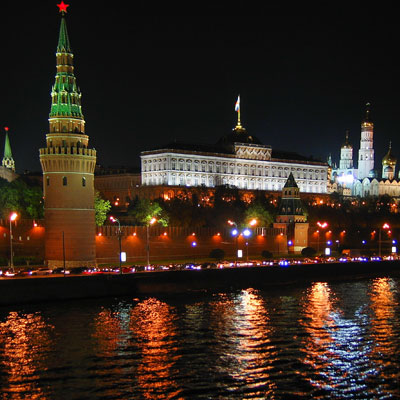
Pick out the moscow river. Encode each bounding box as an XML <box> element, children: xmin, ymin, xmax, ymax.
<box><xmin>0</xmin><ymin>277</ymin><xmax>400</xmax><ymax>399</ymax></box>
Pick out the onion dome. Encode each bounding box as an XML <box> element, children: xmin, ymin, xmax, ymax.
<box><xmin>382</xmin><ymin>141</ymin><xmax>397</xmax><ymax>166</ymax></box>
<box><xmin>341</xmin><ymin>130</ymin><xmax>352</xmax><ymax>149</ymax></box>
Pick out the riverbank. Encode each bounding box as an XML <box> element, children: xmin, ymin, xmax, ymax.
<box><xmin>1</xmin><ymin>261</ymin><xmax>400</xmax><ymax>306</ymax></box>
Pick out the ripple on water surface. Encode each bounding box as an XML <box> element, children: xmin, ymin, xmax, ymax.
<box><xmin>1</xmin><ymin>278</ymin><xmax>400</xmax><ymax>399</ymax></box>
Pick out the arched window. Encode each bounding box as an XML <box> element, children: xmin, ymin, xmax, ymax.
<box><xmin>46</xmin><ymin>176</ymin><xmax>50</xmax><ymax>186</ymax></box>
<box><xmin>63</xmin><ymin>176</ymin><xmax>67</xmax><ymax>186</ymax></box>
<box><xmin>82</xmin><ymin>177</ymin><xmax>86</xmax><ymax>187</ymax></box>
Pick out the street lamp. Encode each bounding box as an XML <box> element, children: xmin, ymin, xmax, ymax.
<box><xmin>316</xmin><ymin>221</ymin><xmax>328</xmax><ymax>254</ymax></box>
<box><xmin>228</xmin><ymin>220</ymin><xmax>239</xmax><ymax>266</ymax></box>
<box><xmin>378</xmin><ymin>223</ymin><xmax>390</xmax><ymax>258</ymax></box>
<box><xmin>9</xmin><ymin>212</ymin><xmax>18</xmax><ymax>272</ymax></box>
<box><xmin>146</xmin><ymin>217</ymin><xmax>157</xmax><ymax>268</ymax></box>
<box><xmin>242</xmin><ymin>228</ymin><xmax>252</xmax><ymax>261</ymax></box>
<box><xmin>192</xmin><ymin>241</ymin><xmax>197</xmax><ymax>264</ymax></box>
<box><xmin>109</xmin><ymin>216</ymin><xmax>122</xmax><ymax>274</ymax></box>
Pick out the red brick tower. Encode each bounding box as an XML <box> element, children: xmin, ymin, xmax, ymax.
<box><xmin>39</xmin><ymin>3</ymin><xmax>97</xmax><ymax>268</ymax></box>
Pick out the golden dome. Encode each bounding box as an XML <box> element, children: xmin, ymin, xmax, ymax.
<box><xmin>382</xmin><ymin>142</ymin><xmax>397</xmax><ymax>166</ymax></box>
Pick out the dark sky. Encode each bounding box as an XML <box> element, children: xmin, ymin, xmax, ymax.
<box><xmin>2</xmin><ymin>1</ymin><xmax>400</xmax><ymax>173</ymax></box>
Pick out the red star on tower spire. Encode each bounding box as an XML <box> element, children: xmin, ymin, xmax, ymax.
<box><xmin>57</xmin><ymin>1</ymin><xmax>69</xmax><ymax>14</ymax></box>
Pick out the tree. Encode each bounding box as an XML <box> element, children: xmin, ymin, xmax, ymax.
<box><xmin>0</xmin><ymin>177</ymin><xmax>44</xmax><ymax>219</ymax></box>
<box><xmin>94</xmin><ymin>191</ymin><xmax>111</xmax><ymax>226</ymax></box>
<box><xmin>129</xmin><ymin>198</ymin><xmax>168</xmax><ymax>226</ymax></box>
<box><xmin>243</xmin><ymin>201</ymin><xmax>274</xmax><ymax>227</ymax></box>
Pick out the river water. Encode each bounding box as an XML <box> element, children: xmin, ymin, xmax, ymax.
<box><xmin>0</xmin><ymin>277</ymin><xmax>399</xmax><ymax>399</ymax></box>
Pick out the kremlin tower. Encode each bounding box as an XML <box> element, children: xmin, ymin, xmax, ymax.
<box><xmin>39</xmin><ymin>2</ymin><xmax>97</xmax><ymax>268</ymax></box>
<box><xmin>357</xmin><ymin>103</ymin><xmax>375</xmax><ymax>179</ymax></box>
<box><xmin>2</xmin><ymin>127</ymin><xmax>15</xmax><ymax>171</ymax></box>
<box><xmin>339</xmin><ymin>130</ymin><xmax>353</xmax><ymax>170</ymax></box>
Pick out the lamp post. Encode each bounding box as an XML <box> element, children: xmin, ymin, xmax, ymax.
<box><xmin>192</xmin><ymin>241</ymin><xmax>197</xmax><ymax>264</ymax></box>
<box><xmin>146</xmin><ymin>217</ymin><xmax>157</xmax><ymax>268</ymax></box>
<box><xmin>228</xmin><ymin>220</ymin><xmax>239</xmax><ymax>266</ymax></box>
<box><xmin>228</xmin><ymin>219</ymin><xmax>257</xmax><ymax>265</ymax></box>
<box><xmin>109</xmin><ymin>216</ymin><xmax>122</xmax><ymax>274</ymax></box>
<box><xmin>243</xmin><ymin>228</ymin><xmax>252</xmax><ymax>261</ymax></box>
<box><xmin>378</xmin><ymin>223</ymin><xmax>390</xmax><ymax>258</ymax></box>
<box><xmin>9</xmin><ymin>212</ymin><xmax>18</xmax><ymax>272</ymax></box>
<box><xmin>316</xmin><ymin>221</ymin><xmax>328</xmax><ymax>255</ymax></box>
<box><xmin>278</xmin><ymin>232</ymin><xmax>283</xmax><ymax>254</ymax></box>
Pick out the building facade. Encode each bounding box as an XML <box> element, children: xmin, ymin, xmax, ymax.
<box><xmin>39</xmin><ymin>5</ymin><xmax>97</xmax><ymax>268</ymax></box>
<box><xmin>331</xmin><ymin>104</ymin><xmax>400</xmax><ymax>198</ymax></box>
<box><xmin>141</xmin><ymin>120</ymin><xmax>328</xmax><ymax>195</ymax></box>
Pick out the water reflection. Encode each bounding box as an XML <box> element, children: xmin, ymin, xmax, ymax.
<box><xmin>93</xmin><ymin>304</ymin><xmax>131</xmax><ymax>354</ymax></box>
<box><xmin>229</xmin><ymin>289</ymin><xmax>276</xmax><ymax>395</ymax></box>
<box><xmin>368</xmin><ymin>277</ymin><xmax>399</xmax><ymax>395</ymax></box>
<box><xmin>207</xmin><ymin>289</ymin><xmax>276</xmax><ymax>397</ymax></box>
<box><xmin>0</xmin><ymin>311</ymin><xmax>54</xmax><ymax>400</ymax></box>
<box><xmin>129</xmin><ymin>298</ymin><xmax>180</xmax><ymax>399</ymax></box>
<box><xmin>300</xmin><ymin>280</ymin><xmax>400</xmax><ymax>399</ymax></box>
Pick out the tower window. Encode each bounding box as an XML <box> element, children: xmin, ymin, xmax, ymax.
<box><xmin>82</xmin><ymin>177</ymin><xmax>86</xmax><ymax>187</ymax></box>
<box><xmin>63</xmin><ymin>176</ymin><xmax>67</xmax><ymax>186</ymax></box>
<box><xmin>47</xmin><ymin>176</ymin><xmax>50</xmax><ymax>186</ymax></box>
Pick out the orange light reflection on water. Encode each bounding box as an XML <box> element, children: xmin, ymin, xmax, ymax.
<box><xmin>368</xmin><ymin>277</ymin><xmax>399</xmax><ymax>385</ymax></box>
<box><xmin>129</xmin><ymin>298</ymin><xmax>181</xmax><ymax>400</ymax></box>
<box><xmin>210</xmin><ymin>289</ymin><xmax>276</xmax><ymax>396</ymax></box>
<box><xmin>0</xmin><ymin>311</ymin><xmax>54</xmax><ymax>400</ymax></box>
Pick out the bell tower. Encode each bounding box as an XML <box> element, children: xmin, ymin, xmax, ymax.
<box><xmin>39</xmin><ymin>2</ymin><xmax>97</xmax><ymax>268</ymax></box>
<box><xmin>358</xmin><ymin>103</ymin><xmax>375</xmax><ymax>179</ymax></box>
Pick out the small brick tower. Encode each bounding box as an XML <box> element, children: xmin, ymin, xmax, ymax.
<box><xmin>274</xmin><ymin>173</ymin><xmax>309</xmax><ymax>253</ymax></box>
<box><xmin>39</xmin><ymin>2</ymin><xmax>97</xmax><ymax>268</ymax></box>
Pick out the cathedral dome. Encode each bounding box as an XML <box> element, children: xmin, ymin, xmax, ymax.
<box><xmin>382</xmin><ymin>142</ymin><xmax>397</xmax><ymax>166</ymax></box>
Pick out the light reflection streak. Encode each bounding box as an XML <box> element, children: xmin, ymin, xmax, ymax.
<box><xmin>0</xmin><ymin>311</ymin><xmax>54</xmax><ymax>400</ymax></box>
<box><xmin>93</xmin><ymin>305</ymin><xmax>131</xmax><ymax>354</ymax></box>
<box><xmin>300</xmin><ymin>281</ymin><xmax>393</xmax><ymax>399</ymax></box>
<box><xmin>129</xmin><ymin>298</ymin><xmax>180</xmax><ymax>400</ymax></box>
<box><xmin>210</xmin><ymin>289</ymin><xmax>276</xmax><ymax>396</ymax></box>
<box><xmin>368</xmin><ymin>277</ymin><xmax>399</xmax><ymax>394</ymax></box>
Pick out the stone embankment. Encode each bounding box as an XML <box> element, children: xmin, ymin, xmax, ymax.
<box><xmin>1</xmin><ymin>261</ymin><xmax>399</xmax><ymax>306</ymax></box>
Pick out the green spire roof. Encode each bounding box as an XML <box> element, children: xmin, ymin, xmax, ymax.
<box><xmin>3</xmin><ymin>129</ymin><xmax>12</xmax><ymax>159</ymax></box>
<box><xmin>49</xmin><ymin>13</ymin><xmax>83</xmax><ymax>119</ymax></box>
<box><xmin>57</xmin><ymin>16</ymin><xmax>72</xmax><ymax>53</ymax></box>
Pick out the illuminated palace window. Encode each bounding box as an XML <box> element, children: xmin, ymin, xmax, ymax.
<box><xmin>140</xmin><ymin>139</ymin><xmax>328</xmax><ymax>194</ymax></box>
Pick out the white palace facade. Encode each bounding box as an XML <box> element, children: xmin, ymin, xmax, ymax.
<box><xmin>141</xmin><ymin>121</ymin><xmax>328</xmax><ymax>194</ymax></box>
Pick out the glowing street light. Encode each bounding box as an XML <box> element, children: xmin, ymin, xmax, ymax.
<box><xmin>228</xmin><ymin>220</ymin><xmax>239</xmax><ymax>266</ymax></box>
<box><xmin>9</xmin><ymin>212</ymin><xmax>18</xmax><ymax>272</ymax></box>
<box><xmin>316</xmin><ymin>221</ymin><xmax>328</xmax><ymax>254</ymax></box>
<box><xmin>379</xmin><ymin>223</ymin><xmax>390</xmax><ymax>257</ymax></box>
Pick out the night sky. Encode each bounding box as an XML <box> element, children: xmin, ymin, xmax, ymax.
<box><xmin>2</xmin><ymin>1</ymin><xmax>400</xmax><ymax>174</ymax></box>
